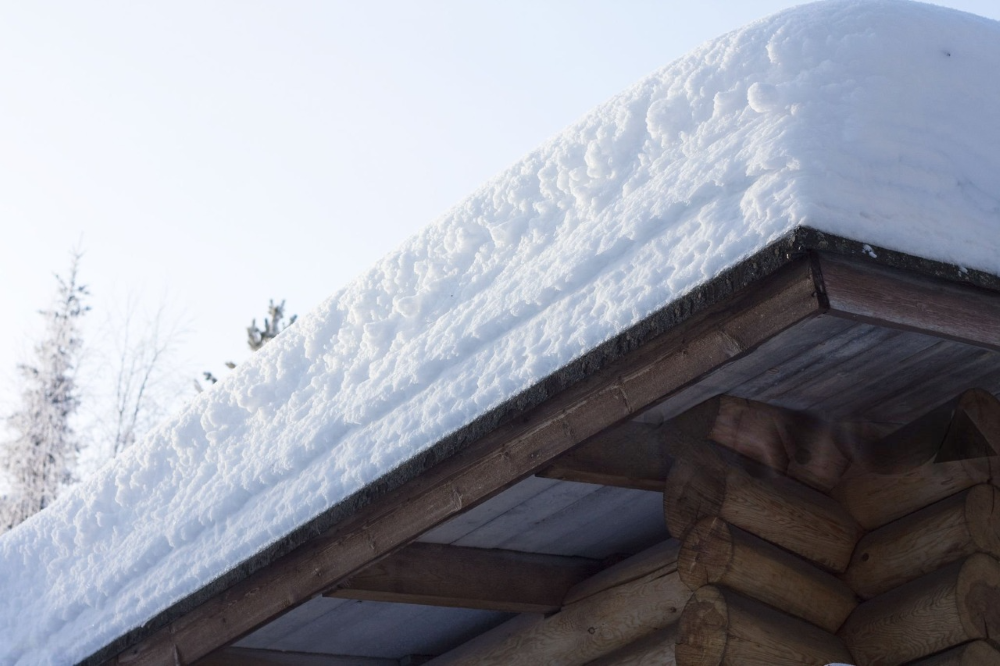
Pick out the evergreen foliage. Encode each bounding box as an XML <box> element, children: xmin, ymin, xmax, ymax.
<box><xmin>1</xmin><ymin>254</ymin><xmax>88</xmax><ymax>532</ymax></box>
<box><xmin>246</xmin><ymin>299</ymin><xmax>297</xmax><ymax>352</ymax></box>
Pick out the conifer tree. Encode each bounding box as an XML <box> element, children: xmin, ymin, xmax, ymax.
<box><xmin>1</xmin><ymin>254</ymin><xmax>88</xmax><ymax>532</ymax></box>
<box><xmin>196</xmin><ymin>300</ymin><xmax>296</xmax><ymax>390</ymax></box>
<box><xmin>246</xmin><ymin>299</ymin><xmax>297</xmax><ymax>351</ymax></box>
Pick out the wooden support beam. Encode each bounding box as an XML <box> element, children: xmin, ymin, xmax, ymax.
<box><xmin>910</xmin><ymin>641</ymin><xmax>1000</xmax><ymax>666</ymax></box>
<box><xmin>323</xmin><ymin>542</ymin><xmax>601</xmax><ymax>613</ymax></box>
<box><xmin>537</xmin><ymin>422</ymin><xmax>672</xmax><ymax>491</ymax></box>
<box><xmin>678</xmin><ymin>517</ymin><xmax>856</xmax><ymax>633</ymax></box>
<box><xmin>839</xmin><ymin>553</ymin><xmax>1000</xmax><ymax>666</ymax></box>
<box><xmin>107</xmin><ymin>259</ymin><xmax>824</xmax><ymax>665</ymax></box>
<box><xmin>194</xmin><ymin>648</ymin><xmax>397</xmax><ymax>666</ymax></box>
<box><xmin>818</xmin><ymin>252</ymin><xmax>1000</xmax><ymax>351</ymax></box>
<box><xmin>585</xmin><ymin>624</ymin><xmax>678</xmax><ymax>666</ymax></box>
<box><xmin>669</xmin><ymin>395</ymin><xmax>853</xmax><ymax>492</ymax></box>
<box><xmin>427</xmin><ymin>539</ymin><xmax>690</xmax><ymax>666</ymax></box>
<box><xmin>852</xmin><ymin>389</ymin><xmax>1000</xmax><ymax>474</ymax></box>
<box><xmin>563</xmin><ymin>539</ymin><xmax>679</xmax><ymax>606</ymax></box>
<box><xmin>832</xmin><ymin>388</ymin><xmax>1000</xmax><ymax>529</ymax></box>
<box><xmin>675</xmin><ymin>585</ymin><xmax>852</xmax><ymax>666</ymax></box>
<box><xmin>832</xmin><ymin>457</ymin><xmax>996</xmax><ymax>530</ymax></box>
<box><xmin>539</xmin><ymin>392</ymin><xmax>859</xmax><ymax>494</ymax></box>
<box><xmin>844</xmin><ymin>485</ymin><xmax>1000</xmax><ymax>599</ymax></box>
<box><xmin>663</xmin><ymin>449</ymin><xmax>861</xmax><ymax>571</ymax></box>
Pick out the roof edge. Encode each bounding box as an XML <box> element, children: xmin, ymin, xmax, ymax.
<box><xmin>84</xmin><ymin>226</ymin><xmax>1000</xmax><ymax>665</ymax></box>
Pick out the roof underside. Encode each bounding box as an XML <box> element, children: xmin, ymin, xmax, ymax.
<box><xmin>97</xmin><ymin>239</ymin><xmax>1000</xmax><ymax>665</ymax></box>
<box><xmin>218</xmin><ymin>263</ymin><xmax>1000</xmax><ymax>662</ymax></box>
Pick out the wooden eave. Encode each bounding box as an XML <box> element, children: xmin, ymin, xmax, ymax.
<box><xmin>93</xmin><ymin>227</ymin><xmax>1000</xmax><ymax>666</ymax></box>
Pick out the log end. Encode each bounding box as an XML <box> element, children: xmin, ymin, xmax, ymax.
<box><xmin>678</xmin><ymin>517</ymin><xmax>734</xmax><ymax>591</ymax></box>
<box><xmin>664</xmin><ymin>459</ymin><xmax>725</xmax><ymax>540</ymax></box>
<box><xmin>957</xmin><ymin>552</ymin><xmax>1000</xmax><ymax>641</ymax></box>
<box><xmin>675</xmin><ymin>585</ymin><xmax>727</xmax><ymax>666</ymax></box>
<box><xmin>968</xmin><ymin>485</ymin><xmax>1000</xmax><ymax>557</ymax></box>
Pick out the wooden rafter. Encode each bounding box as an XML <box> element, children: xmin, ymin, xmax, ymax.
<box><xmin>111</xmin><ymin>257</ymin><xmax>824</xmax><ymax>665</ymax></box>
<box><xmin>196</xmin><ymin>648</ymin><xmax>396</xmax><ymax>666</ymax></box>
<box><xmin>324</xmin><ymin>542</ymin><xmax>601</xmax><ymax>614</ymax></box>
<box><xmin>536</xmin><ymin>421</ymin><xmax>670</xmax><ymax>491</ymax></box>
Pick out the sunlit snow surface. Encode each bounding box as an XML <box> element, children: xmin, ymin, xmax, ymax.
<box><xmin>4</xmin><ymin>1</ymin><xmax>1000</xmax><ymax>662</ymax></box>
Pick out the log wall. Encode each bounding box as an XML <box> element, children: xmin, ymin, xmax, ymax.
<box><xmin>427</xmin><ymin>389</ymin><xmax>1000</xmax><ymax>666</ymax></box>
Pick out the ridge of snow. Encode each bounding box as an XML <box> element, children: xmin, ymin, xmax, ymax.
<box><xmin>4</xmin><ymin>1</ymin><xmax>1000</xmax><ymax>662</ymax></box>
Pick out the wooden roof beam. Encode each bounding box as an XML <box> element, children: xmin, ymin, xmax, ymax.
<box><xmin>108</xmin><ymin>258</ymin><xmax>824</xmax><ymax>665</ymax></box>
<box><xmin>323</xmin><ymin>542</ymin><xmax>601</xmax><ymax>614</ymax></box>
<box><xmin>195</xmin><ymin>647</ymin><xmax>398</xmax><ymax>666</ymax></box>
<box><xmin>819</xmin><ymin>252</ymin><xmax>1000</xmax><ymax>351</ymax></box>
<box><xmin>427</xmin><ymin>539</ymin><xmax>687</xmax><ymax>665</ymax></box>
<box><xmin>535</xmin><ymin>421</ymin><xmax>671</xmax><ymax>491</ymax></box>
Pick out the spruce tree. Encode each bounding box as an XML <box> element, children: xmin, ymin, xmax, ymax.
<box><xmin>0</xmin><ymin>254</ymin><xmax>88</xmax><ymax>532</ymax></box>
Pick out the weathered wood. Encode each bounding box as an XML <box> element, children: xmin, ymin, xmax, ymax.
<box><xmin>564</xmin><ymin>539</ymin><xmax>679</xmax><ymax>606</ymax></box>
<box><xmin>909</xmin><ymin>641</ymin><xmax>1000</xmax><ymax>666</ymax></box>
<box><xmin>663</xmin><ymin>454</ymin><xmax>861</xmax><ymax>571</ymax></box>
<box><xmin>194</xmin><ymin>648</ymin><xmax>397</xmax><ymax>666</ymax></box>
<box><xmin>324</xmin><ymin>542</ymin><xmax>601</xmax><ymax>613</ymax></box>
<box><xmin>776</xmin><ymin>326</ymin><xmax>940</xmax><ymax>417</ymax></box>
<box><xmin>675</xmin><ymin>585</ymin><xmax>852</xmax><ymax>666</ymax></box>
<box><xmin>656</xmin><ymin>391</ymin><xmax>858</xmax><ymax>493</ymax></box>
<box><xmin>584</xmin><ymin>624</ymin><xmax>677</xmax><ymax>666</ymax></box>
<box><xmin>538</xmin><ymin>422</ymin><xmax>672</xmax><ymax>491</ymax></box>
<box><xmin>682</xmin><ymin>395</ymin><xmax>851</xmax><ymax>492</ymax></box>
<box><xmin>839</xmin><ymin>553</ymin><xmax>1000</xmax><ymax>666</ymax></box>
<box><xmin>107</xmin><ymin>259</ymin><xmax>823</xmax><ymax>665</ymax></box>
<box><xmin>679</xmin><ymin>517</ymin><xmax>856</xmax><ymax>632</ymax></box>
<box><xmin>427</xmin><ymin>542</ymin><xmax>691</xmax><ymax>665</ymax></box>
<box><xmin>833</xmin><ymin>457</ymin><xmax>995</xmax><ymax>530</ymax></box>
<box><xmin>844</xmin><ymin>485</ymin><xmax>1000</xmax><ymax>599</ymax></box>
<box><xmin>854</xmin><ymin>389</ymin><xmax>1000</xmax><ymax>474</ymax></box>
<box><xmin>819</xmin><ymin>252</ymin><xmax>1000</xmax><ymax>351</ymax></box>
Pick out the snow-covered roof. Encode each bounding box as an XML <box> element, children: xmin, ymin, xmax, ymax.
<box><xmin>4</xmin><ymin>1</ymin><xmax>1000</xmax><ymax>662</ymax></box>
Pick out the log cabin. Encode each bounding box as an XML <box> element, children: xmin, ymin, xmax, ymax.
<box><xmin>3</xmin><ymin>2</ymin><xmax>1000</xmax><ymax>665</ymax></box>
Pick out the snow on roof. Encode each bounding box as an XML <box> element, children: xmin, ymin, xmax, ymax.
<box><xmin>5</xmin><ymin>1</ymin><xmax>1000</xmax><ymax>662</ymax></box>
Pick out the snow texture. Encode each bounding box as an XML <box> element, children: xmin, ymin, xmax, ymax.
<box><xmin>4</xmin><ymin>1</ymin><xmax>1000</xmax><ymax>662</ymax></box>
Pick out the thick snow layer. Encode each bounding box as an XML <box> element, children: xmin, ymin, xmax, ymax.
<box><xmin>4</xmin><ymin>1</ymin><xmax>1000</xmax><ymax>662</ymax></box>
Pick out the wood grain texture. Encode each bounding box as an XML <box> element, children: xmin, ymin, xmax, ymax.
<box><xmin>675</xmin><ymin>585</ymin><xmax>852</xmax><ymax>666</ymax></box>
<box><xmin>908</xmin><ymin>641</ymin><xmax>1000</xmax><ymax>666</ymax></box>
<box><xmin>584</xmin><ymin>624</ymin><xmax>677</xmax><ymax>666</ymax></box>
<box><xmin>839</xmin><ymin>553</ymin><xmax>1000</xmax><ymax>666</ymax></box>
<box><xmin>833</xmin><ymin>458</ymin><xmax>994</xmax><ymax>530</ymax></box>
<box><xmin>819</xmin><ymin>252</ymin><xmax>1000</xmax><ymax>351</ymax></box>
<box><xmin>664</xmin><ymin>454</ymin><xmax>861</xmax><ymax>571</ymax></box>
<box><xmin>324</xmin><ymin>542</ymin><xmax>601</xmax><ymax>613</ymax></box>
<box><xmin>427</xmin><ymin>565</ymin><xmax>691</xmax><ymax>665</ymax></box>
<box><xmin>701</xmin><ymin>395</ymin><xmax>852</xmax><ymax>492</ymax></box>
<box><xmin>844</xmin><ymin>485</ymin><xmax>1000</xmax><ymax>599</ymax></box>
<box><xmin>538</xmin><ymin>422</ymin><xmax>672</xmax><ymax>491</ymax></box>
<box><xmin>679</xmin><ymin>517</ymin><xmax>857</xmax><ymax>632</ymax></box>
<box><xmin>854</xmin><ymin>389</ymin><xmax>1000</xmax><ymax>474</ymax></box>
<box><xmin>194</xmin><ymin>648</ymin><xmax>397</xmax><ymax>666</ymax></box>
<box><xmin>564</xmin><ymin>539</ymin><xmax>680</xmax><ymax>606</ymax></box>
<box><xmin>111</xmin><ymin>259</ymin><xmax>823</xmax><ymax>665</ymax></box>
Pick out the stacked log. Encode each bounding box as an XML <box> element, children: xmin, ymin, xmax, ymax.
<box><xmin>426</xmin><ymin>540</ymin><xmax>690</xmax><ymax>665</ymax></box>
<box><xmin>665</xmin><ymin>468</ymin><xmax>858</xmax><ymax>664</ymax></box>
<box><xmin>839</xmin><ymin>554</ymin><xmax>1000</xmax><ymax>665</ymax></box>
<box><xmin>909</xmin><ymin>641</ymin><xmax>1000</xmax><ymax>665</ymax></box>
<box><xmin>665</xmin><ymin>389</ymin><xmax>1000</xmax><ymax>666</ymax></box>
<box><xmin>429</xmin><ymin>390</ymin><xmax>1000</xmax><ymax>665</ymax></box>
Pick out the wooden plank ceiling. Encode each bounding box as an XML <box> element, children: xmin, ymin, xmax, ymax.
<box><xmin>106</xmin><ymin>253</ymin><xmax>1000</xmax><ymax>666</ymax></box>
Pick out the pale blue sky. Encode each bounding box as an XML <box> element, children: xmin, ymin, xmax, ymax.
<box><xmin>2</xmin><ymin>0</ymin><xmax>998</xmax><ymax>421</ymax></box>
